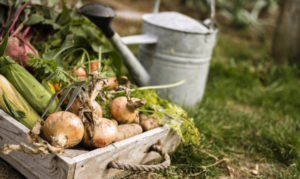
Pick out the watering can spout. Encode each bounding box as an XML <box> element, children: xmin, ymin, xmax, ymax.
<box><xmin>79</xmin><ymin>3</ymin><xmax>150</xmax><ymax>86</ymax></box>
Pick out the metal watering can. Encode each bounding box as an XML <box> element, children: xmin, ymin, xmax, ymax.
<box><xmin>79</xmin><ymin>1</ymin><xmax>217</xmax><ymax>107</ymax></box>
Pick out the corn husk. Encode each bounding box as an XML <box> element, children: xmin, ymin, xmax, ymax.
<box><xmin>0</xmin><ymin>75</ymin><xmax>40</xmax><ymax>128</ymax></box>
<box><xmin>0</xmin><ymin>56</ymin><xmax>59</xmax><ymax>115</ymax></box>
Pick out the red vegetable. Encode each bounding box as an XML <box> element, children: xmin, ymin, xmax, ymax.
<box><xmin>4</xmin><ymin>37</ymin><xmax>39</xmax><ymax>67</ymax></box>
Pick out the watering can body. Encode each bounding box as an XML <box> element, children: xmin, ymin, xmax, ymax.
<box><xmin>123</xmin><ymin>12</ymin><xmax>218</xmax><ymax>106</ymax></box>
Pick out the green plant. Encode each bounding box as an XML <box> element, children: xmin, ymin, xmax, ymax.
<box><xmin>152</xmin><ymin>32</ymin><xmax>300</xmax><ymax>178</ymax></box>
<box><xmin>181</xmin><ymin>0</ymin><xmax>278</xmax><ymax>31</ymax></box>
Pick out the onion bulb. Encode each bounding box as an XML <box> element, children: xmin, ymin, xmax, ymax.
<box><xmin>110</xmin><ymin>97</ymin><xmax>145</xmax><ymax>124</ymax></box>
<box><xmin>73</xmin><ymin>67</ymin><xmax>87</xmax><ymax>81</ymax></box>
<box><xmin>103</xmin><ymin>77</ymin><xmax>118</xmax><ymax>90</ymax></box>
<box><xmin>42</xmin><ymin>111</ymin><xmax>84</xmax><ymax>148</ymax></box>
<box><xmin>90</xmin><ymin>61</ymin><xmax>99</xmax><ymax>72</ymax></box>
<box><xmin>82</xmin><ymin>117</ymin><xmax>118</xmax><ymax>148</ymax></box>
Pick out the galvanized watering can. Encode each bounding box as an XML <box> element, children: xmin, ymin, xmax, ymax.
<box><xmin>79</xmin><ymin>1</ymin><xmax>218</xmax><ymax>107</ymax></box>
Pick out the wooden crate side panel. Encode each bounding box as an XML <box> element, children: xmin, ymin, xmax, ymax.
<box><xmin>0</xmin><ymin>110</ymin><xmax>74</xmax><ymax>179</ymax></box>
<box><xmin>73</xmin><ymin>128</ymin><xmax>180</xmax><ymax>179</ymax></box>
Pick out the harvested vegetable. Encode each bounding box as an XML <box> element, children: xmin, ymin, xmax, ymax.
<box><xmin>79</xmin><ymin>79</ymin><xmax>118</xmax><ymax>148</ymax></box>
<box><xmin>0</xmin><ymin>56</ymin><xmax>59</xmax><ymax>115</ymax></box>
<box><xmin>73</xmin><ymin>66</ymin><xmax>87</xmax><ymax>81</ymax></box>
<box><xmin>104</xmin><ymin>77</ymin><xmax>118</xmax><ymax>90</ymax></box>
<box><xmin>5</xmin><ymin>37</ymin><xmax>39</xmax><ymax>67</ymax></box>
<box><xmin>140</xmin><ymin>114</ymin><xmax>161</xmax><ymax>131</ymax></box>
<box><xmin>0</xmin><ymin>1</ymin><xmax>39</xmax><ymax>68</ymax></box>
<box><xmin>133</xmin><ymin>114</ymin><xmax>140</xmax><ymax>124</ymax></box>
<box><xmin>42</xmin><ymin>111</ymin><xmax>84</xmax><ymax>148</ymax></box>
<box><xmin>90</xmin><ymin>61</ymin><xmax>99</xmax><ymax>72</ymax></box>
<box><xmin>110</xmin><ymin>97</ymin><xmax>145</xmax><ymax>124</ymax></box>
<box><xmin>0</xmin><ymin>0</ymin><xmax>201</xmax><ymax>155</ymax></box>
<box><xmin>0</xmin><ymin>75</ymin><xmax>40</xmax><ymax>129</ymax></box>
<box><xmin>67</xmin><ymin>99</ymin><xmax>81</xmax><ymax>115</ymax></box>
<box><xmin>114</xmin><ymin>124</ymin><xmax>143</xmax><ymax>142</ymax></box>
<box><xmin>82</xmin><ymin>117</ymin><xmax>118</xmax><ymax>148</ymax></box>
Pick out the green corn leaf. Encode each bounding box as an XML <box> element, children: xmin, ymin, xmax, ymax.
<box><xmin>0</xmin><ymin>32</ymin><xmax>8</xmax><ymax>56</ymax></box>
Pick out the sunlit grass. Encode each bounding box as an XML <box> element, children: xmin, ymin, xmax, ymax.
<box><xmin>159</xmin><ymin>31</ymin><xmax>300</xmax><ymax>178</ymax></box>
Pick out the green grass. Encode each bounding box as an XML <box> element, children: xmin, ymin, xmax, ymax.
<box><xmin>157</xmin><ymin>30</ymin><xmax>300</xmax><ymax>178</ymax></box>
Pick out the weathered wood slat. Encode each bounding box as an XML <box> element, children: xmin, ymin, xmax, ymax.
<box><xmin>0</xmin><ymin>110</ymin><xmax>75</xmax><ymax>179</ymax></box>
<box><xmin>72</xmin><ymin>128</ymin><xmax>180</xmax><ymax>179</ymax></box>
<box><xmin>0</xmin><ymin>109</ymin><xmax>181</xmax><ymax>179</ymax></box>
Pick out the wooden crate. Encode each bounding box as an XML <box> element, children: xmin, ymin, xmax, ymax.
<box><xmin>0</xmin><ymin>110</ymin><xmax>181</xmax><ymax>179</ymax></box>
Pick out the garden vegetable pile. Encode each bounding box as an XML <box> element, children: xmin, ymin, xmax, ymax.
<box><xmin>0</xmin><ymin>0</ymin><xmax>199</xmax><ymax>154</ymax></box>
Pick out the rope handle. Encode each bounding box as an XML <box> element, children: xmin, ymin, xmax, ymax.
<box><xmin>108</xmin><ymin>141</ymin><xmax>170</xmax><ymax>172</ymax></box>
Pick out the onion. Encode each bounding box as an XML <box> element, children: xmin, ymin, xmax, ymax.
<box><xmin>90</xmin><ymin>61</ymin><xmax>99</xmax><ymax>72</ymax></box>
<box><xmin>78</xmin><ymin>78</ymin><xmax>118</xmax><ymax>148</ymax></box>
<box><xmin>42</xmin><ymin>111</ymin><xmax>84</xmax><ymax>148</ymax></box>
<box><xmin>73</xmin><ymin>67</ymin><xmax>87</xmax><ymax>81</ymax></box>
<box><xmin>110</xmin><ymin>97</ymin><xmax>145</xmax><ymax>124</ymax></box>
<box><xmin>82</xmin><ymin>117</ymin><xmax>118</xmax><ymax>148</ymax></box>
<box><xmin>104</xmin><ymin>77</ymin><xmax>118</xmax><ymax>90</ymax></box>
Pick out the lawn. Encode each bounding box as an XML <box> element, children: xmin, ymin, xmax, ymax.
<box><xmin>152</xmin><ymin>28</ymin><xmax>300</xmax><ymax>178</ymax></box>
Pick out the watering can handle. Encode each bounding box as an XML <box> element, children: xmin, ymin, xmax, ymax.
<box><xmin>121</xmin><ymin>34</ymin><xmax>158</xmax><ymax>45</ymax></box>
<box><xmin>210</xmin><ymin>0</ymin><xmax>216</xmax><ymax>29</ymax></box>
<box><xmin>153</xmin><ymin>0</ymin><xmax>160</xmax><ymax>13</ymax></box>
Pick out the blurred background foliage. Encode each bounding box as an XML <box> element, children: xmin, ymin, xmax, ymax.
<box><xmin>181</xmin><ymin>0</ymin><xmax>278</xmax><ymax>31</ymax></box>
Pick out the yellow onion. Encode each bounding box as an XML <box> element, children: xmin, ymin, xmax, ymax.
<box><xmin>82</xmin><ymin>117</ymin><xmax>118</xmax><ymax>148</ymax></box>
<box><xmin>110</xmin><ymin>97</ymin><xmax>145</xmax><ymax>124</ymax></box>
<box><xmin>104</xmin><ymin>77</ymin><xmax>118</xmax><ymax>90</ymax></box>
<box><xmin>42</xmin><ymin>111</ymin><xmax>84</xmax><ymax>148</ymax></box>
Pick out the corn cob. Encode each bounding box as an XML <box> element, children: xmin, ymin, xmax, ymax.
<box><xmin>0</xmin><ymin>56</ymin><xmax>59</xmax><ymax>115</ymax></box>
<box><xmin>0</xmin><ymin>75</ymin><xmax>40</xmax><ymax>128</ymax></box>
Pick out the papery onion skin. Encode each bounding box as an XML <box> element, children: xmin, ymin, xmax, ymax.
<box><xmin>73</xmin><ymin>67</ymin><xmax>87</xmax><ymax>81</ymax></box>
<box><xmin>82</xmin><ymin>117</ymin><xmax>118</xmax><ymax>148</ymax></box>
<box><xmin>42</xmin><ymin>111</ymin><xmax>84</xmax><ymax>148</ymax></box>
<box><xmin>110</xmin><ymin>97</ymin><xmax>139</xmax><ymax>124</ymax></box>
<box><xmin>90</xmin><ymin>61</ymin><xmax>99</xmax><ymax>72</ymax></box>
<box><xmin>104</xmin><ymin>77</ymin><xmax>118</xmax><ymax>90</ymax></box>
